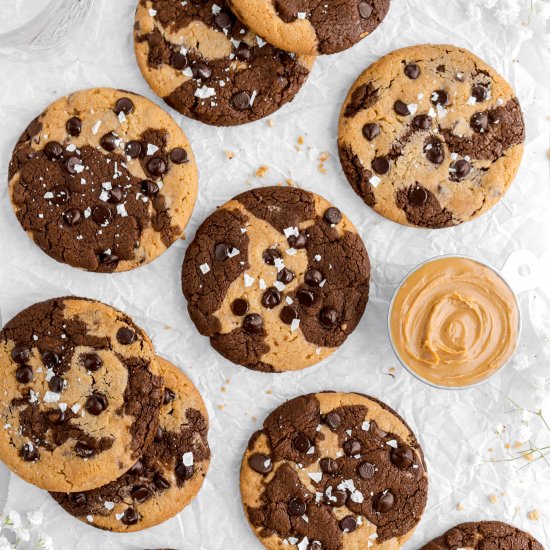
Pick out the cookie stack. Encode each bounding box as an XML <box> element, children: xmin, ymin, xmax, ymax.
<box><xmin>0</xmin><ymin>297</ymin><xmax>210</xmax><ymax>532</ymax></box>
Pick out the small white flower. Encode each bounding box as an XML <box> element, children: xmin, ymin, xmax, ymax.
<box><xmin>27</xmin><ymin>509</ymin><xmax>44</xmax><ymax>526</ymax></box>
<box><xmin>38</xmin><ymin>534</ymin><xmax>54</xmax><ymax>550</ymax></box>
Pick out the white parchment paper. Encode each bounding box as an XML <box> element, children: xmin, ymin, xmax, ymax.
<box><xmin>0</xmin><ymin>0</ymin><xmax>549</xmax><ymax>548</ymax></box>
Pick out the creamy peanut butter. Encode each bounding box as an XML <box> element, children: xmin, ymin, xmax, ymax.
<box><xmin>389</xmin><ymin>257</ymin><xmax>519</xmax><ymax>388</ymax></box>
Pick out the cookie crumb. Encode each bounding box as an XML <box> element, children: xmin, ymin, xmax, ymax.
<box><xmin>255</xmin><ymin>165</ymin><xmax>269</xmax><ymax>178</ymax></box>
<box><xmin>224</xmin><ymin>150</ymin><xmax>235</xmax><ymax>160</ymax></box>
<box><xmin>527</xmin><ymin>509</ymin><xmax>540</xmax><ymax>521</ymax></box>
<box><xmin>456</xmin><ymin>502</ymin><xmax>465</xmax><ymax>511</ymax></box>
<box><xmin>267</xmin><ymin>119</ymin><xmax>274</xmax><ymax>127</ymax></box>
<box><xmin>489</xmin><ymin>494</ymin><xmax>498</xmax><ymax>504</ymax></box>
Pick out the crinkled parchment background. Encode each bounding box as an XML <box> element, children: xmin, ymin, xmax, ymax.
<box><xmin>0</xmin><ymin>0</ymin><xmax>549</xmax><ymax>548</ymax></box>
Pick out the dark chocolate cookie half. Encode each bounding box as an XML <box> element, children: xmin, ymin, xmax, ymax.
<box><xmin>0</xmin><ymin>297</ymin><xmax>163</xmax><ymax>492</ymax></box>
<box><xmin>134</xmin><ymin>0</ymin><xmax>315</xmax><ymax>126</ymax></box>
<box><xmin>181</xmin><ymin>186</ymin><xmax>371</xmax><ymax>372</ymax></box>
<box><xmin>241</xmin><ymin>392</ymin><xmax>428</xmax><ymax>549</ymax></box>
<box><xmin>51</xmin><ymin>357</ymin><xmax>210</xmax><ymax>532</ymax></box>
<box><xmin>9</xmin><ymin>88</ymin><xmax>198</xmax><ymax>272</ymax></box>
<box><xmin>338</xmin><ymin>44</ymin><xmax>525</xmax><ymax>228</ymax></box>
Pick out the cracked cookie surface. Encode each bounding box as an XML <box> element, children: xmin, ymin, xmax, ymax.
<box><xmin>240</xmin><ymin>392</ymin><xmax>428</xmax><ymax>550</ymax></box>
<box><xmin>0</xmin><ymin>297</ymin><xmax>163</xmax><ymax>492</ymax></box>
<box><xmin>228</xmin><ymin>0</ymin><xmax>390</xmax><ymax>55</ymax></box>
<box><xmin>181</xmin><ymin>186</ymin><xmax>371</xmax><ymax>373</ymax></box>
<box><xmin>9</xmin><ymin>88</ymin><xmax>198</xmax><ymax>272</ymax></box>
<box><xmin>338</xmin><ymin>44</ymin><xmax>525</xmax><ymax>228</ymax></box>
<box><xmin>51</xmin><ymin>357</ymin><xmax>210</xmax><ymax>532</ymax></box>
<box><xmin>420</xmin><ymin>521</ymin><xmax>544</xmax><ymax>550</ymax></box>
<box><xmin>134</xmin><ymin>0</ymin><xmax>314</xmax><ymax>126</ymax></box>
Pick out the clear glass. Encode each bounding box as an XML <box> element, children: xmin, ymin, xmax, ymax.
<box><xmin>0</xmin><ymin>0</ymin><xmax>92</xmax><ymax>60</ymax></box>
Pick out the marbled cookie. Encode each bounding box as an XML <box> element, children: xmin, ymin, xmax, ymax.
<box><xmin>338</xmin><ymin>45</ymin><xmax>525</xmax><ymax>228</ymax></box>
<box><xmin>241</xmin><ymin>392</ymin><xmax>428</xmax><ymax>550</ymax></box>
<box><xmin>134</xmin><ymin>0</ymin><xmax>314</xmax><ymax>126</ymax></box>
<box><xmin>51</xmin><ymin>357</ymin><xmax>210</xmax><ymax>532</ymax></box>
<box><xmin>182</xmin><ymin>186</ymin><xmax>371</xmax><ymax>372</ymax></box>
<box><xmin>228</xmin><ymin>0</ymin><xmax>390</xmax><ymax>55</ymax></box>
<box><xmin>421</xmin><ymin>521</ymin><xmax>544</xmax><ymax>550</ymax></box>
<box><xmin>9</xmin><ymin>88</ymin><xmax>198</xmax><ymax>272</ymax></box>
<box><xmin>0</xmin><ymin>297</ymin><xmax>163</xmax><ymax>492</ymax></box>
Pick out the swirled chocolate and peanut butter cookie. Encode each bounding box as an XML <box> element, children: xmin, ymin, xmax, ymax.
<box><xmin>51</xmin><ymin>357</ymin><xmax>210</xmax><ymax>532</ymax></box>
<box><xmin>421</xmin><ymin>521</ymin><xmax>544</xmax><ymax>550</ymax></box>
<box><xmin>0</xmin><ymin>297</ymin><xmax>163</xmax><ymax>492</ymax></box>
<box><xmin>241</xmin><ymin>392</ymin><xmax>428</xmax><ymax>549</ymax></box>
<box><xmin>181</xmin><ymin>186</ymin><xmax>371</xmax><ymax>372</ymax></box>
<box><xmin>134</xmin><ymin>0</ymin><xmax>315</xmax><ymax>126</ymax></box>
<box><xmin>9</xmin><ymin>88</ymin><xmax>198</xmax><ymax>272</ymax></box>
<box><xmin>227</xmin><ymin>0</ymin><xmax>390</xmax><ymax>55</ymax></box>
<box><xmin>338</xmin><ymin>45</ymin><xmax>525</xmax><ymax>228</ymax></box>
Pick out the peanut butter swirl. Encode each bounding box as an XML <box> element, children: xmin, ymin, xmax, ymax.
<box><xmin>390</xmin><ymin>257</ymin><xmax>519</xmax><ymax>387</ymax></box>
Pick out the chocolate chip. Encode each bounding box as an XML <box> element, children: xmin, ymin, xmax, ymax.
<box><xmin>82</xmin><ymin>353</ymin><xmax>102</xmax><ymax>372</ymax></box>
<box><xmin>66</xmin><ymin>117</ymin><xmax>82</xmax><ymax>136</ymax></box>
<box><xmin>100</xmin><ymin>132</ymin><xmax>118</xmax><ymax>152</ymax></box>
<box><xmin>154</xmin><ymin>427</ymin><xmax>164</xmax><ymax>442</ymax></box>
<box><xmin>471</xmin><ymin>112</ymin><xmax>488</xmax><ymax>132</ymax></box>
<box><xmin>319</xmin><ymin>307</ymin><xmax>338</xmax><ymax>326</ymax></box>
<box><xmin>117</xmin><ymin>327</ymin><xmax>135</xmax><ymax>345</ymax></box>
<box><xmin>63</xmin><ymin>208</ymin><xmax>81</xmax><ymax>226</ymax></box>
<box><xmin>154</xmin><ymin>473</ymin><xmax>171</xmax><ymax>489</ymax></box>
<box><xmin>99</xmin><ymin>251</ymin><xmax>119</xmax><ymax>266</ymax></box>
<box><xmin>243</xmin><ymin>314</ymin><xmax>263</xmax><ymax>334</ymax></box>
<box><xmin>452</xmin><ymin>159</ymin><xmax>471</xmax><ymax>179</ymax></box>
<box><xmin>171</xmin><ymin>52</ymin><xmax>188</xmax><ymax>70</ymax></box>
<box><xmin>75</xmin><ymin>441</ymin><xmax>94</xmax><ymax>458</ymax></box>
<box><xmin>44</xmin><ymin>141</ymin><xmax>63</xmax><ymax>160</ymax></box>
<box><xmin>42</xmin><ymin>351</ymin><xmax>60</xmax><ymax>368</ymax></box>
<box><xmin>287</xmin><ymin>232</ymin><xmax>307</xmax><ymax>249</ymax></box>
<box><xmin>358</xmin><ymin>461</ymin><xmax>375</xmax><ymax>479</ymax></box>
<box><xmin>323</xmin><ymin>207</ymin><xmax>342</xmax><ymax>225</ymax></box>
<box><xmin>408</xmin><ymin>185</ymin><xmax>428</xmax><ymax>205</ymax></box>
<box><xmin>304</xmin><ymin>269</ymin><xmax>323</xmax><ymax>286</ymax></box>
<box><xmin>404</xmin><ymin>63</ymin><xmax>420</xmax><ymax>79</ymax></box>
<box><xmin>11</xmin><ymin>346</ymin><xmax>31</xmax><ymax>364</ymax></box>
<box><xmin>215</xmin><ymin>243</ymin><xmax>230</xmax><ymax>261</ymax></box>
<box><xmin>262</xmin><ymin>247</ymin><xmax>281</xmax><ymax>265</ymax></box>
<box><xmin>394</xmin><ymin>100</ymin><xmax>410</xmax><ymax>116</ymax></box>
<box><xmin>114</xmin><ymin>97</ymin><xmax>134</xmax><ymax>115</ymax></box>
<box><xmin>373</xmin><ymin>490</ymin><xmax>395</xmax><ymax>513</ymax></box>
<box><xmin>325</xmin><ymin>489</ymin><xmax>347</xmax><ymax>507</ymax></box>
<box><xmin>65</xmin><ymin>156</ymin><xmax>81</xmax><ymax>174</ymax></box>
<box><xmin>235</xmin><ymin>44</ymin><xmax>251</xmax><ymax>61</ymax></box>
<box><xmin>339</xmin><ymin>516</ymin><xmax>357</xmax><ymax>533</ymax></box>
<box><xmin>48</xmin><ymin>375</ymin><xmax>64</xmax><ymax>393</ymax></box>
<box><xmin>85</xmin><ymin>393</ymin><xmax>108</xmax><ymax>416</ymax></box>
<box><xmin>21</xmin><ymin>444</ymin><xmax>39</xmax><ymax>462</ymax></box>
<box><xmin>431</xmin><ymin>89</ymin><xmax>449</xmax><ymax>106</ymax></box>
<box><xmin>232</xmin><ymin>91</ymin><xmax>252</xmax><ymax>111</ymax></box>
<box><xmin>215</xmin><ymin>12</ymin><xmax>231</xmax><ymax>29</ymax></box>
<box><xmin>248</xmin><ymin>453</ymin><xmax>273</xmax><ymax>474</ymax></box>
<box><xmin>472</xmin><ymin>84</ymin><xmax>488</xmax><ymax>102</ymax></box>
<box><xmin>320</xmin><ymin>457</ymin><xmax>339</xmax><ymax>474</ymax></box>
<box><xmin>413</xmin><ymin>114</ymin><xmax>432</xmax><ymax>130</ymax></box>
<box><xmin>308</xmin><ymin>542</ymin><xmax>322</xmax><ymax>550</ymax></box>
<box><xmin>175</xmin><ymin>462</ymin><xmax>194</xmax><ymax>480</ymax></box>
<box><xmin>231</xmin><ymin>298</ymin><xmax>249</xmax><ymax>316</ymax></box>
<box><xmin>131</xmin><ymin>486</ymin><xmax>152</xmax><ymax>503</ymax></box>
<box><xmin>125</xmin><ymin>140</ymin><xmax>142</xmax><ymax>158</ymax></box>
<box><xmin>358</xmin><ymin>1</ymin><xmax>372</xmax><ymax>18</ymax></box>
<box><xmin>68</xmin><ymin>493</ymin><xmax>86</xmax><ymax>506</ymax></box>
<box><xmin>128</xmin><ymin>461</ymin><xmax>143</xmax><ymax>476</ymax></box>
<box><xmin>163</xmin><ymin>388</ymin><xmax>176</xmax><ymax>405</ymax></box>
<box><xmin>425</xmin><ymin>142</ymin><xmax>445</xmax><ymax>165</ymax></box>
<box><xmin>15</xmin><ymin>365</ymin><xmax>33</xmax><ymax>384</ymax></box>
<box><xmin>92</xmin><ymin>205</ymin><xmax>112</xmax><ymax>225</ymax></box>
<box><xmin>277</xmin><ymin>268</ymin><xmax>294</xmax><ymax>285</ymax></box>
<box><xmin>293</xmin><ymin>433</ymin><xmax>311</xmax><ymax>453</ymax></box>
<box><xmin>288</xmin><ymin>498</ymin><xmax>306</xmax><ymax>516</ymax></box>
<box><xmin>192</xmin><ymin>62</ymin><xmax>212</xmax><ymax>80</ymax></box>
<box><xmin>343</xmin><ymin>439</ymin><xmax>362</xmax><ymax>456</ymax></box>
<box><xmin>261</xmin><ymin>287</ymin><xmax>282</xmax><ymax>309</ymax></box>
<box><xmin>107</xmin><ymin>186</ymin><xmax>124</xmax><ymax>204</ymax></box>
<box><xmin>121</xmin><ymin>508</ymin><xmax>139</xmax><ymax>525</ymax></box>
<box><xmin>170</xmin><ymin>147</ymin><xmax>188</xmax><ymax>164</ymax></box>
<box><xmin>147</xmin><ymin>157</ymin><xmax>167</xmax><ymax>176</ymax></box>
<box><xmin>324</xmin><ymin>411</ymin><xmax>341</xmax><ymax>430</ymax></box>
<box><xmin>280</xmin><ymin>305</ymin><xmax>298</xmax><ymax>324</ymax></box>
<box><xmin>391</xmin><ymin>445</ymin><xmax>414</xmax><ymax>468</ymax></box>
<box><xmin>297</xmin><ymin>289</ymin><xmax>315</xmax><ymax>307</ymax></box>
<box><xmin>362</xmin><ymin>122</ymin><xmax>380</xmax><ymax>141</ymax></box>
<box><xmin>47</xmin><ymin>409</ymin><xmax>65</xmax><ymax>425</ymax></box>
<box><xmin>49</xmin><ymin>186</ymin><xmax>70</xmax><ymax>206</ymax></box>
<box><xmin>371</xmin><ymin>156</ymin><xmax>390</xmax><ymax>174</ymax></box>
<box><xmin>141</xmin><ymin>179</ymin><xmax>159</xmax><ymax>196</ymax></box>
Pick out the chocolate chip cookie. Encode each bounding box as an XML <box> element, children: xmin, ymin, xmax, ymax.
<box><xmin>51</xmin><ymin>357</ymin><xmax>210</xmax><ymax>532</ymax></box>
<box><xmin>9</xmin><ymin>88</ymin><xmax>198</xmax><ymax>272</ymax></box>
<box><xmin>421</xmin><ymin>521</ymin><xmax>544</xmax><ymax>550</ymax></box>
<box><xmin>241</xmin><ymin>392</ymin><xmax>428</xmax><ymax>549</ymax></box>
<box><xmin>0</xmin><ymin>297</ymin><xmax>163</xmax><ymax>492</ymax></box>
<box><xmin>228</xmin><ymin>0</ymin><xmax>390</xmax><ymax>55</ymax></box>
<box><xmin>181</xmin><ymin>186</ymin><xmax>371</xmax><ymax>373</ymax></box>
<box><xmin>134</xmin><ymin>0</ymin><xmax>315</xmax><ymax>126</ymax></box>
<box><xmin>338</xmin><ymin>44</ymin><xmax>525</xmax><ymax>228</ymax></box>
